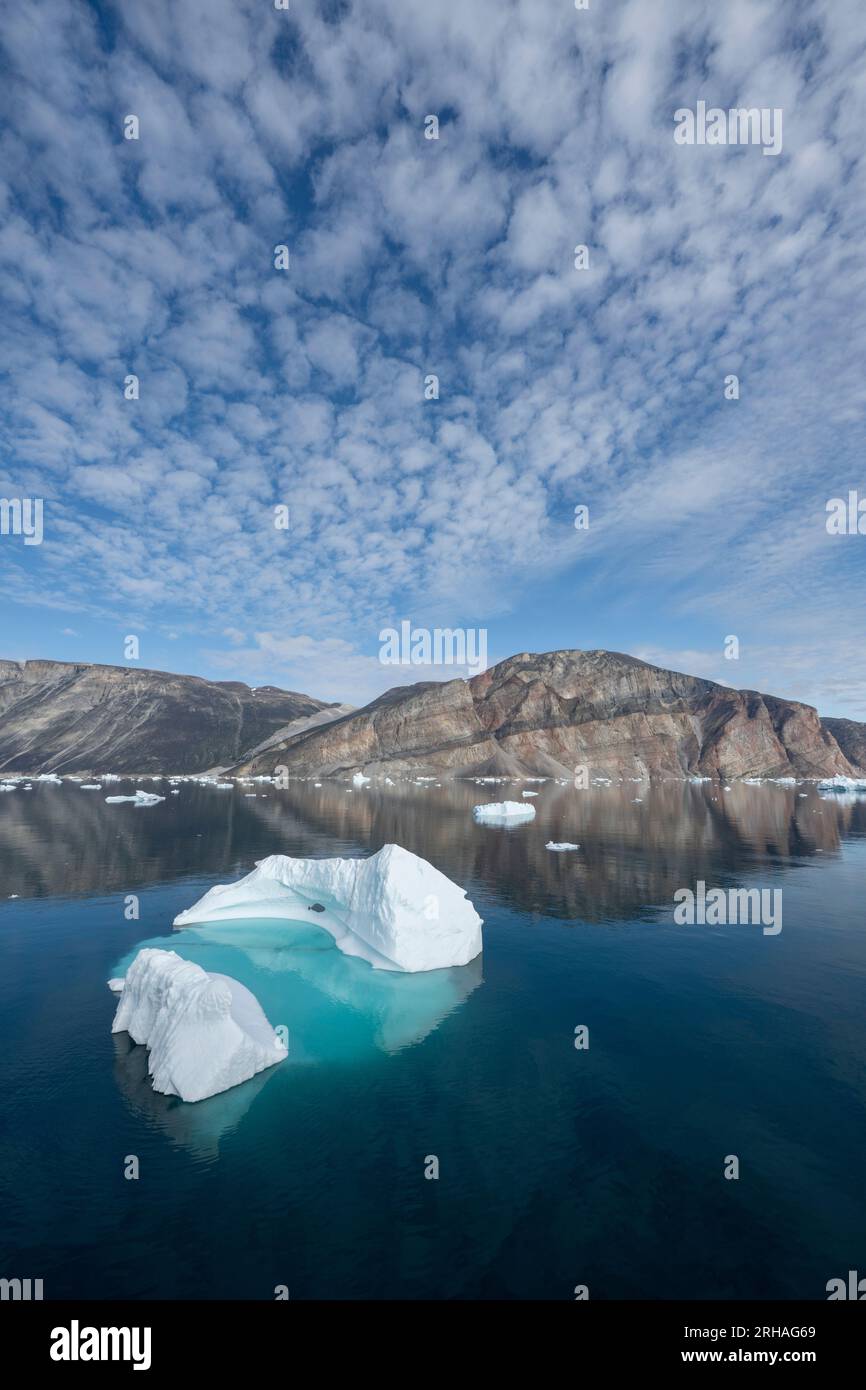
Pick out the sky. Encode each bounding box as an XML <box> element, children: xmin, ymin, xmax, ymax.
<box><xmin>1</xmin><ymin>0</ymin><xmax>865</xmax><ymax>714</ymax></box>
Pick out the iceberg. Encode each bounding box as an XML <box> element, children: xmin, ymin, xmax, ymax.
<box><xmin>521</xmin><ymin>791</ymin><xmax>539</xmax><ymax>798</ymax></box>
<box><xmin>817</xmin><ymin>776</ymin><xmax>866</xmax><ymax>794</ymax></box>
<box><xmin>352</xmin><ymin>771</ymin><xmax>371</xmax><ymax>786</ymax></box>
<box><xmin>110</xmin><ymin>948</ymin><xmax>287</xmax><ymax>1102</ymax></box>
<box><xmin>546</xmin><ymin>842</ymin><xmax>579</xmax><ymax>851</ymax></box>
<box><xmin>473</xmin><ymin>801</ymin><xmax>536</xmax><ymax>823</ymax></box>
<box><xmin>174</xmin><ymin>843</ymin><xmax>482</xmax><ymax>973</ymax></box>
<box><xmin>105</xmin><ymin>790</ymin><xmax>165</xmax><ymax>806</ymax></box>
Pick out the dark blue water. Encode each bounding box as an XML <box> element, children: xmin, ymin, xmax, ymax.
<box><xmin>1</xmin><ymin>778</ymin><xmax>865</xmax><ymax>1299</ymax></box>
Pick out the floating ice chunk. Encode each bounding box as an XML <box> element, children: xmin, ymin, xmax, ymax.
<box><xmin>473</xmin><ymin>801</ymin><xmax>535</xmax><ymax>824</ymax></box>
<box><xmin>105</xmin><ymin>790</ymin><xmax>165</xmax><ymax>806</ymax></box>
<box><xmin>110</xmin><ymin>948</ymin><xmax>287</xmax><ymax>1103</ymax></box>
<box><xmin>521</xmin><ymin>791</ymin><xmax>538</xmax><ymax>798</ymax></box>
<box><xmin>37</xmin><ymin>773</ymin><xmax>62</xmax><ymax>784</ymax></box>
<box><xmin>80</xmin><ymin>784</ymin><xmax>102</xmax><ymax>790</ymax></box>
<box><xmin>817</xmin><ymin>776</ymin><xmax>866</xmax><ymax>794</ymax></box>
<box><xmin>174</xmin><ymin>844</ymin><xmax>482</xmax><ymax>974</ymax></box>
<box><xmin>352</xmin><ymin>771</ymin><xmax>371</xmax><ymax>786</ymax></box>
<box><xmin>546</xmin><ymin>842</ymin><xmax>579</xmax><ymax>852</ymax></box>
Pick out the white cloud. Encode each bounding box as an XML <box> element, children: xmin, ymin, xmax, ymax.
<box><xmin>1</xmin><ymin>0</ymin><xmax>865</xmax><ymax>712</ymax></box>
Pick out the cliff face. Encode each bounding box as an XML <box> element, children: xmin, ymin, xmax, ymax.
<box><xmin>823</xmin><ymin>717</ymin><xmax>866</xmax><ymax>774</ymax></box>
<box><xmin>0</xmin><ymin>660</ymin><xmax>333</xmax><ymax>774</ymax></box>
<box><xmin>233</xmin><ymin>650</ymin><xmax>863</xmax><ymax>781</ymax></box>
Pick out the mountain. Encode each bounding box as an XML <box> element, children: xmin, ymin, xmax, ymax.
<box><xmin>232</xmin><ymin>649</ymin><xmax>864</xmax><ymax>781</ymax></box>
<box><xmin>2</xmin><ymin>650</ymin><xmax>862</xmax><ymax>780</ymax></box>
<box><xmin>0</xmin><ymin>659</ymin><xmax>341</xmax><ymax>774</ymax></box>
<box><xmin>822</xmin><ymin>718</ymin><xmax>866</xmax><ymax>775</ymax></box>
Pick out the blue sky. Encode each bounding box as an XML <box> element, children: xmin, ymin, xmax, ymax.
<box><xmin>1</xmin><ymin>0</ymin><xmax>865</xmax><ymax>713</ymax></box>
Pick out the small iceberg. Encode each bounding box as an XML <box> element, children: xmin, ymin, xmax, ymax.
<box><xmin>546</xmin><ymin>842</ymin><xmax>579</xmax><ymax>852</ymax></box>
<box><xmin>352</xmin><ymin>771</ymin><xmax>371</xmax><ymax>786</ymax></box>
<box><xmin>521</xmin><ymin>791</ymin><xmax>538</xmax><ymax>798</ymax></box>
<box><xmin>80</xmin><ymin>784</ymin><xmax>102</xmax><ymax>790</ymax></box>
<box><xmin>817</xmin><ymin>776</ymin><xmax>866</xmax><ymax>794</ymax></box>
<box><xmin>473</xmin><ymin>801</ymin><xmax>535</xmax><ymax>824</ymax></box>
<box><xmin>105</xmin><ymin>790</ymin><xmax>165</xmax><ymax>806</ymax></box>
<box><xmin>174</xmin><ymin>844</ymin><xmax>482</xmax><ymax>973</ymax></box>
<box><xmin>109</xmin><ymin>948</ymin><xmax>287</xmax><ymax>1103</ymax></box>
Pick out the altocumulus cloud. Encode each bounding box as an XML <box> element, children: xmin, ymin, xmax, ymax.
<box><xmin>0</xmin><ymin>0</ymin><xmax>864</xmax><ymax>709</ymax></box>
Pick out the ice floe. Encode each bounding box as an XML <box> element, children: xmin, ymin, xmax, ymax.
<box><xmin>817</xmin><ymin>776</ymin><xmax>866</xmax><ymax>794</ymax></box>
<box><xmin>473</xmin><ymin>801</ymin><xmax>536</xmax><ymax>823</ymax></box>
<box><xmin>109</xmin><ymin>948</ymin><xmax>287</xmax><ymax>1103</ymax></box>
<box><xmin>546</xmin><ymin>842</ymin><xmax>579</xmax><ymax>852</ymax></box>
<box><xmin>105</xmin><ymin>790</ymin><xmax>165</xmax><ymax>806</ymax></box>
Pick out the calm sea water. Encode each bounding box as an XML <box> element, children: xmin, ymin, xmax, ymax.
<box><xmin>1</xmin><ymin>777</ymin><xmax>865</xmax><ymax>1300</ymax></box>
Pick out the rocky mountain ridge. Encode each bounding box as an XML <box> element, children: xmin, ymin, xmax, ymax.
<box><xmin>1</xmin><ymin>650</ymin><xmax>862</xmax><ymax>780</ymax></box>
<box><xmin>233</xmin><ymin>649</ymin><xmax>865</xmax><ymax>782</ymax></box>
<box><xmin>0</xmin><ymin>659</ymin><xmax>340</xmax><ymax>774</ymax></box>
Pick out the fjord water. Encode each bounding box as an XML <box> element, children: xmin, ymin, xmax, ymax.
<box><xmin>1</xmin><ymin>779</ymin><xmax>865</xmax><ymax>1300</ymax></box>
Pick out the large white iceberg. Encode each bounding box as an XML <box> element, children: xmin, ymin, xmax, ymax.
<box><xmin>473</xmin><ymin>801</ymin><xmax>536</xmax><ymax>823</ymax></box>
<box><xmin>110</xmin><ymin>948</ymin><xmax>287</xmax><ymax>1102</ymax></box>
<box><xmin>173</xmin><ymin>844</ymin><xmax>482</xmax><ymax>973</ymax></box>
